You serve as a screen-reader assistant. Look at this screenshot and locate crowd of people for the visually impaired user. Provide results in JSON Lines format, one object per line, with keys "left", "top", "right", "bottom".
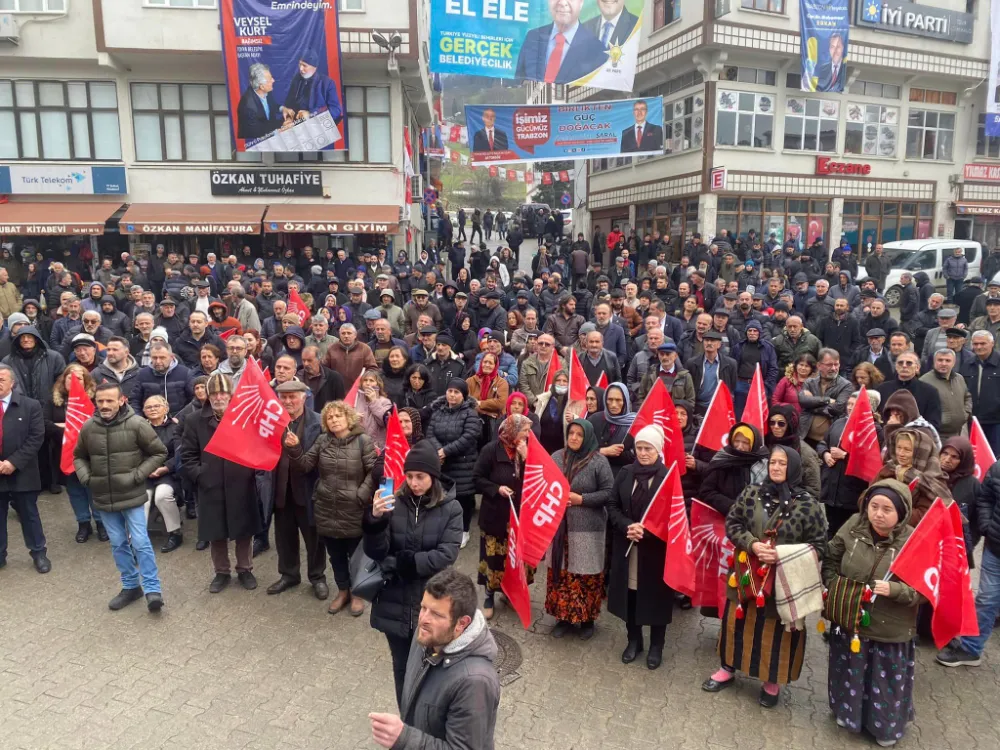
{"left": 1, "top": 225, "right": 999, "bottom": 748}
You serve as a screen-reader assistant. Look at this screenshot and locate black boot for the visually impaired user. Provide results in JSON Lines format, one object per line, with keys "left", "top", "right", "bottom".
{"left": 185, "top": 502, "right": 198, "bottom": 520}
{"left": 75, "top": 522, "right": 93, "bottom": 543}
{"left": 646, "top": 643, "right": 663, "bottom": 670}
{"left": 160, "top": 532, "right": 183, "bottom": 553}
{"left": 622, "top": 637, "right": 644, "bottom": 664}
{"left": 96, "top": 523, "right": 109, "bottom": 542}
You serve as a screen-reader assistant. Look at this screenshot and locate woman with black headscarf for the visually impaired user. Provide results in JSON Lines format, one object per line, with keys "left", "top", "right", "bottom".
{"left": 451, "top": 311, "right": 479, "bottom": 365}
{"left": 676, "top": 399, "right": 712, "bottom": 500}
{"left": 762, "top": 404, "right": 821, "bottom": 499}
{"left": 588, "top": 381, "right": 637, "bottom": 477}
{"left": 699, "top": 423, "right": 769, "bottom": 517}
{"left": 608, "top": 425, "right": 674, "bottom": 670}
{"left": 702, "top": 445, "right": 827, "bottom": 708}
{"left": 402, "top": 363, "right": 436, "bottom": 426}
{"left": 545, "top": 419, "right": 614, "bottom": 640}
{"left": 535, "top": 369, "right": 573, "bottom": 454}
{"left": 941, "top": 436, "right": 981, "bottom": 565}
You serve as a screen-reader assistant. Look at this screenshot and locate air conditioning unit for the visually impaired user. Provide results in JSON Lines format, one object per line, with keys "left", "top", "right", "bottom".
{"left": 0, "top": 14, "right": 20, "bottom": 45}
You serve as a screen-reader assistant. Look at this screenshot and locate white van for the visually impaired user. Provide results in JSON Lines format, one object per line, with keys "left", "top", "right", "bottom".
{"left": 855, "top": 239, "right": 981, "bottom": 307}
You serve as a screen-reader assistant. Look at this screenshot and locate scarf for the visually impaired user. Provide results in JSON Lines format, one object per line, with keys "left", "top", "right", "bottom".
{"left": 628, "top": 458, "right": 664, "bottom": 518}
{"left": 761, "top": 445, "right": 805, "bottom": 510}
{"left": 943, "top": 436, "right": 976, "bottom": 487}
{"left": 498, "top": 414, "right": 531, "bottom": 466}
{"left": 551, "top": 419, "right": 600, "bottom": 582}
{"left": 765, "top": 403, "right": 801, "bottom": 452}
{"left": 603, "top": 382, "right": 637, "bottom": 428}
{"left": 476, "top": 355, "right": 500, "bottom": 400}
{"left": 506, "top": 391, "right": 529, "bottom": 416}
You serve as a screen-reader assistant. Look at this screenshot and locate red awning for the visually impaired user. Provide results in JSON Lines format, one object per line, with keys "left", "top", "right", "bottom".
{"left": 263, "top": 204, "right": 399, "bottom": 234}
{"left": 0, "top": 201, "right": 122, "bottom": 235}
{"left": 119, "top": 204, "right": 266, "bottom": 234}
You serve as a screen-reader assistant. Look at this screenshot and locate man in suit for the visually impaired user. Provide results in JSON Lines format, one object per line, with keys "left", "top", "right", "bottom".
{"left": 817, "top": 33, "right": 846, "bottom": 92}
{"left": 620, "top": 99, "right": 663, "bottom": 153}
{"left": 0, "top": 363, "right": 49, "bottom": 574}
{"left": 237, "top": 63, "right": 286, "bottom": 140}
{"left": 515, "top": 0, "right": 608, "bottom": 84}
{"left": 585, "top": 0, "right": 639, "bottom": 48}
{"left": 471, "top": 108, "right": 509, "bottom": 152}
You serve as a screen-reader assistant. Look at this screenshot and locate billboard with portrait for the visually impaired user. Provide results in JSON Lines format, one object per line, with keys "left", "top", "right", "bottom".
{"left": 799, "top": 0, "right": 850, "bottom": 93}
{"left": 219, "top": 0, "right": 346, "bottom": 153}
{"left": 431, "top": 0, "right": 645, "bottom": 92}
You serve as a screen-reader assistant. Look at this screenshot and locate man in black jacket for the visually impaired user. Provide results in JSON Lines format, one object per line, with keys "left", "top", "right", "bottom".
{"left": 173, "top": 311, "right": 220, "bottom": 370}
{"left": 962, "top": 331, "right": 1000, "bottom": 455}
{"left": 818, "top": 298, "right": 862, "bottom": 374}
{"left": 877, "top": 350, "right": 942, "bottom": 431}
{"left": 0, "top": 364, "right": 49, "bottom": 574}
{"left": 298, "top": 345, "right": 345, "bottom": 413}
{"left": 898, "top": 272, "right": 920, "bottom": 334}
{"left": 425, "top": 335, "right": 465, "bottom": 397}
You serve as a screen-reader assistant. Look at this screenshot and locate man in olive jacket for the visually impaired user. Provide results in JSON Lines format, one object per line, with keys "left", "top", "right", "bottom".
{"left": 74, "top": 381, "right": 168, "bottom": 612}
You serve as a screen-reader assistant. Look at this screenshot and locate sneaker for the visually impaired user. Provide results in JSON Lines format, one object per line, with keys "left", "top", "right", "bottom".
{"left": 936, "top": 644, "right": 981, "bottom": 667}
{"left": 460, "top": 531, "right": 470, "bottom": 549}
{"left": 876, "top": 740, "right": 896, "bottom": 748}
{"left": 145, "top": 592, "right": 164, "bottom": 612}
{"left": 109, "top": 587, "right": 143, "bottom": 611}
{"left": 237, "top": 571, "right": 257, "bottom": 590}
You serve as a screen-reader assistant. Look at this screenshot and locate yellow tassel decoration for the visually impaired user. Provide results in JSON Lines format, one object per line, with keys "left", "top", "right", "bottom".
{"left": 728, "top": 573, "right": 738, "bottom": 588}
{"left": 738, "top": 550, "right": 748, "bottom": 564}
{"left": 817, "top": 620, "right": 826, "bottom": 634}
{"left": 850, "top": 634, "right": 861, "bottom": 653}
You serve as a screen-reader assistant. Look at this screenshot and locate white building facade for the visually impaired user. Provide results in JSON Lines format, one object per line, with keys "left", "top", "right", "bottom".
{"left": 0, "top": 0, "right": 433, "bottom": 256}
{"left": 544, "top": 0, "right": 1000, "bottom": 259}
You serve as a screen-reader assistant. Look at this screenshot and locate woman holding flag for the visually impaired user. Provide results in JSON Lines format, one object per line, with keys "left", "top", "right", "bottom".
{"left": 544, "top": 419, "right": 614, "bottom": 641}
{"left": 588, "top": 382, "right": 637, "bottom": 478}
{"left": 702, "top": 445, "right": 827, "bottom": 707}
{"left": 822, "top": 480, "right": 920, "bottom": 747}
{"left": 535, "top": 370, "right": 574, "bottom": 455}
{"left": 876, "top": 428, "right": 952, "bottom": 526}
{"left": 607, "top": 425, "right": 673, "bottom": 669}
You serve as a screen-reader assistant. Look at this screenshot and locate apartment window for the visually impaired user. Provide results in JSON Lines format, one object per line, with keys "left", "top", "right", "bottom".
{"left": 0, "top": 80, "right": 121, "bottom": 160}
{"left": 845, "top": 103, "right": 899, "bottom": 157}
{"left": 741, "top": 0, "right": 784, "bottom": 11}
{"left": 783, "top": 97, "right": 838, "bottom": 152}
{"left": 848, "top": 80, "right": 901, "bottom": 100}
{"left": 664, "top": 93, "right": 705, "bottom": 154}
{"left": 144, "top": 0, "right": 216, "bottom": 7}
{"left": 275, "top": 86, "right": 390, "bottom": 164}
{"left": 653, "top": 0, "right": 680, "bottom": 29}
{"left": 905, "top": 109, "right": 955, "bottom": 161}
{"left": 339, "top": 0, "right": 364, "bottom": 8}
{"left": 977, "top": 114, "right": 1000, "bottom": 158}
{"left": 723, "top": 66, "right": 777, "bottom": 86}
{"left": 716, "top": 90, "right": 774, "bottom": 148}
{"left": 909, "top": 87, "right": 957, "bottom": 105}
{"left": 0, "top": 0, "right": 65, "bottom": 11}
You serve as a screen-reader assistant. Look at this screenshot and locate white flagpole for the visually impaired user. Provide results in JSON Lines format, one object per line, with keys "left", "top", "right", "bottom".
{"left": 625, "top": 463, "right": 676, "bottom": 558}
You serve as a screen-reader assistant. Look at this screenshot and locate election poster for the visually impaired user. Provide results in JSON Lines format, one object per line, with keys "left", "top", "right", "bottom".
{"left": 465, "top": 97, "right": 664, "bottom": 165}
{"left": 430, "top": 0, "right": 643, "bottom": 92}
{"left": 988, "top": 0, "right": 1000, "bottom": 136}
{"left": 219, "top": 0, "right": 346, "bottom": 153}
{"left": 422, "top": 125, "right": 446, "bottom": 158}
{"left": 800, "top": 0, "right": 850, "bottom": 93}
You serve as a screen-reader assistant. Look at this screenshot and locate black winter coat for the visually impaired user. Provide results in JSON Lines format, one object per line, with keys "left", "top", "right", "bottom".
{"left": 148, "top": 420, "right": 181, "bottom": 494}
{"left": 3, "top": 327, "right": 66, "bottom": 404}
{"left": 587, "top": 413, "right": 635, "bottom": 477}
{"left": 607, "top": 463, "right": 674, "bottom": 626}
{"left": 181, "top": 403, "right": 263, "bottom": 542}
{"left": 129, "top": 361, "right": 194, "bottom": 417}
{"left": 0, "top": 392, "right": 44, "bottom": 493}
{"left": 473, "top": 440, "right": 523, "bottom": 538}
{"left": 362, "top": 479, "right": 463, "bottom": 638}
{"left": 816, "top": 416, "right": 885, "bottom": 511}
{"left": 425, "top": 397, "right": 481, "bottom": 497}
{"left": 425, "top": 356, "right": 466, "bottom": 398}
{"left": 978, "top": 461, "right": 1000, "bottom": 558}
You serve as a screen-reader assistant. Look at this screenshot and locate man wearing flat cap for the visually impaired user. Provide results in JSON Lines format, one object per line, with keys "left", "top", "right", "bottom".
{"left": 857, "top": 327, "right": 893, "bottom": 381}
{"left": 280, "top": 47, "right": 343, "bottom": 126}
{"left": 971, "top": 297, "right": 1000, "bottom": 342}
{"left": 920, "top": 308, "right": 960, "bottom": 365}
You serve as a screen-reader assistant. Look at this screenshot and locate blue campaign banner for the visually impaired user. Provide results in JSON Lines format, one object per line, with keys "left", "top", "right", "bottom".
{"left": 800, "top": 0, "right": 849, "bottom": 93}
{"left": 430, "top": 0, "right": 644, "bottom": 93}
{"left": 219, "top": 0, "right": 346, "bottom": 153}
{"left": 465, "top": 98, "right": 664, "bottom": 165}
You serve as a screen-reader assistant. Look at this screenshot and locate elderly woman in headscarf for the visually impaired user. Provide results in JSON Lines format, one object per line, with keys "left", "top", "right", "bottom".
{"left": 675, "top": 399, "right": 711, "bottom": 500}
{"left": 702, "top": 445, "right": 827, "bottom": 708}
{"left": 876, "top": 427, "right": 952, "bottom": 526}
{"left": 506, "top": 391, "right": 540, "bottom": 437}
{"left": 761, "top": 404, "right": 821, "bottom": 499}
{"left": 545, "top": 418, "right": 614, "bottom": 640}
{"left": 881, "top": 389, "right": 940, "bottom": 456}
{"left": 940, "top": 436, "right": 980, "bottom": 565}
{"left": 818, "top": 390, "right": 885, "bottom": 535}
{"left": 823, "top": 480, "right": 921, "bottom": 747}
{"left": 608, "top": 425, "right": 675, "bottom": 670}
{"left": 588, "top": 382, "right": 637, "bottom": 477}
{"left": 699, "top": 423, "right": 769, "bottom": 517}
{"left": 535, "top": 369, "right": 573, "bottom": 454}
{"left": 473, "top": 414, "right": 535, "bottom": 620}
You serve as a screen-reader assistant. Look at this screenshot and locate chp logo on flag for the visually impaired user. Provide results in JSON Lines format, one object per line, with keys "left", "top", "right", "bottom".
{"left": 518, "top": 431, "right": 571, "bottom": 568}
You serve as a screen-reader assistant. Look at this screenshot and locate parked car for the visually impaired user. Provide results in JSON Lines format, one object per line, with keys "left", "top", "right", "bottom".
{"left": 856, "top": 239, "right": 982, "bottom": 306}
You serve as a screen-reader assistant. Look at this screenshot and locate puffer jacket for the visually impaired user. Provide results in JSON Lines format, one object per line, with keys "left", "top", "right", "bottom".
{"left": 978, "top": 460, "right": 1000, "bottom": 558}
{"left": 129, "top": 358, "right": 194, "bottom": 416}
{"left": 424, "top": 396, "right": 481, "bottom": 497}
{"left": 362, "top": 477, "right": 463, "bottom": 638}
{"left": 822, "top": 480, "right": 922, "bottom": 643}
{"left": 73, "top": 404, "right": 168, "bottom": 512}
{"left": 2, "top": 326, "right": 66, "bottom": 404}
{"left": 289, "top": 424, "right": 376, "bottom": 538}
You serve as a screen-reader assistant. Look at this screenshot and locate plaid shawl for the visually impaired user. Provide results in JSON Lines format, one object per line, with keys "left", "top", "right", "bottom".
{"left": 774, "top": 543, "right": 823, "bottom": 631}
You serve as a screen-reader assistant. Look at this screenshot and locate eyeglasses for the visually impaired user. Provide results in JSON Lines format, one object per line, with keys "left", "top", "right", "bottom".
{"left": 769, "top": 419, "right": 787, "bottom": 427}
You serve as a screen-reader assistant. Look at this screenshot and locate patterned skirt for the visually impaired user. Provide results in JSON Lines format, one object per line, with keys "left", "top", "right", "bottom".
{"left": 478, "top": 533, "right": 534, "bottom": 592}
{"left": 718, "top": 599, "right": 807, "bottom": 684}
{"left": 544, "top": 534, "right": 604, "bottom": 624}
{"left": 828, "top": 630, "right": 916, "bottom": 744}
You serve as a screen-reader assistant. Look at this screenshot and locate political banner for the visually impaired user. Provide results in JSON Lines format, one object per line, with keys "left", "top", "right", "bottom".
{"left": 422, "top": 125, "right": 446, "bottom": 158}
{"left": 430, "top": 0, "right": 643, "bottom": 91}
{"left": 799, "top": 0, "right": 850, "bottom": 93}
{"left": 219, "top": 0, "right": 346, "bottom": 153}
{"left": 988, "top": 0, "right": 1000, "bottom": 136}
{"left": 465, "top": 98, "right": 664, "bottom": 165}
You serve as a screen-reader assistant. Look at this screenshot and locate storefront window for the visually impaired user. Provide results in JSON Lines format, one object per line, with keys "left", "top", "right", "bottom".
{"left": 664, "top": 93, "right": 705, "bottom": 154}
{"left": 636, "top": 196, "right": 699, "bottom": 259}
{"left": 783, "top": 97, "right": 838, "bottom": 152}
{"left": 842, "top": 201, "right": 934, "bottom": 249}
{"left": 905, "top": 110, "right": 955, "bottom": 161}
{"left": 845, "top": 103, "right": 899, "bottom": 157}
{"left": 716, "top": 90, "right": 774, "bottom": 149}
{"left": 716, "top": 196, "right": 829, "bottom": 252}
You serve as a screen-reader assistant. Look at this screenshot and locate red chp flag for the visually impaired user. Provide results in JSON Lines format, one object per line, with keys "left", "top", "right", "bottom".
{"left": 970, "top": 416, "right": 996, "bottom": 481}
{"left": 694, "top": 382, "right": 736, "bottom": 452}
{"left": 839, "top": 386, "right": 881, "bottom": 484}
{"left": 518, "top": 431, "right": 571, "bottom": 567}
{"left": 594, "top": 371, "right": 609, "bottom": 389}
{"left": 205, "top": 358, "right": 289, "bottom": 471}
{"left": 741, "top": 363, "right": 769, "bottom": 435}
{"left": 286, "top": 287, "right": 309, "bottom": 326}
{"left": 661, "top": 464, "right": 696, "bottom": 596}
{"left": 889, "top": 498, "right": 979, "bottom": 649}
{"left": 566, "top": 347, "right": 589, "bottom": 402}
{"left": 61, "top": 372, "right": 95, "bottom": 475}
{"left": 383, "top": 406, "right": 410, "bottom": 485}
{"left": 219, "top": 327, "right": 237, "bottom": 341}
{"left": 344, "top": 370, "right": 364, "bottom": 409}
{"left": 501, "top": 502, "right": 533, "bottom": 629}
{"left": 690, "top": 500, "right": 734, "bottom": 612}
{"left": 543, "top": 351, "right": 561, "bottom": 392}
{"left": 629, "top": 378, "right": 686, "bottom": 475}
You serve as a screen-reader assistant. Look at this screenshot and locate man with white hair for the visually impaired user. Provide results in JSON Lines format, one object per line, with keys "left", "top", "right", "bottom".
{"left": 962, "top": 330, "right": 1000, "bottom": 453}
{"left": 230, "top": 285, "right": 260, "bottom": 333}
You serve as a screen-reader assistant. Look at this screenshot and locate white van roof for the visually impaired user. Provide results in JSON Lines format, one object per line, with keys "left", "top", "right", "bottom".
{"left": 883, "top": 239, "right": 981, "bottom": 252}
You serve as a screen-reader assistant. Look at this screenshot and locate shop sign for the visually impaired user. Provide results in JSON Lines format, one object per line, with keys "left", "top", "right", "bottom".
{"left": 710, "top": 166, "right": 727, "bottom": 191}
{"left": 266, "top": 221, "right": 395, "bottom": 233}
{"left": 963, "top": 164, "right": 1000, "bottom": 183}
{"left": 816, "top": 157, "right": 871, "bottom": 176}
{"left": 0, "top": 223, "right": 106, "bottom": 235}
{"left": 0, "top": 165, "right": 127, "bottom": 195}
{"left": 855, "top": 0, "right": 974, "bottom": 44}
{"left": 955, "top": 204, "right": 1000, "bottom": 216}
{"left": 209, "top": 170, "right": 323, "bottom": 197}
{"left": 122, "top": 222, "right": 260, "bottom": 234}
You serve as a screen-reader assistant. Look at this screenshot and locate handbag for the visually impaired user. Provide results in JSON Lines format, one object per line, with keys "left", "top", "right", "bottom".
{"left": 349, "top": 543, "right": 387, "bottom": 602}
{"left": 820, "top": 547, "right": 887, "bottom": 651}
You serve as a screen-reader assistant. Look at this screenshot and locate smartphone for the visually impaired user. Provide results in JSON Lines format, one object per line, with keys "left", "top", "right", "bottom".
{"left": 379, "top": 478, "right": 395, "bottom": 511}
